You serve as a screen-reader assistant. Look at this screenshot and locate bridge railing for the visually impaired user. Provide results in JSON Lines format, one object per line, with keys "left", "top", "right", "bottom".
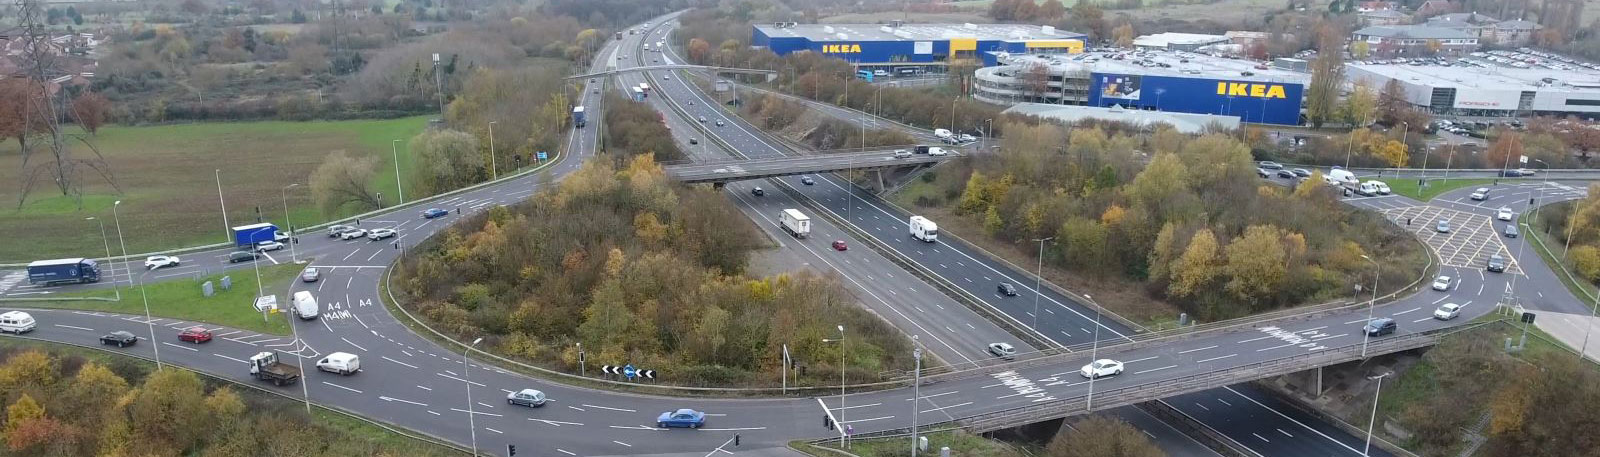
{"left": 656, "top": 145, "right": 925, "bottom": 167}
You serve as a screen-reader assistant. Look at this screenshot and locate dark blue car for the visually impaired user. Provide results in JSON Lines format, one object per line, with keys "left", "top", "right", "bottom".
{"left": 656, "top": 409, "right": 706, "bottom": 428}
{"left": 422, "top": 208, "right": 449, "bottom": 219}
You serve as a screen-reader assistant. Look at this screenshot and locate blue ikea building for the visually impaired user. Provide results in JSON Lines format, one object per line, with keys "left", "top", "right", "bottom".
{"left": 753, "top": 22, "right": 1086, "bottom": 67}
{"left": 1086, "top": 74, "right": 1305, "bottom": 125}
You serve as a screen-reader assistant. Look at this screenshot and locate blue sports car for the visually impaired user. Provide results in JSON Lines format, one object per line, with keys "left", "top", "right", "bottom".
{"left": 656, "top": 408, "right": 706, "bottom": 428}
{"left": 422, "top": 208, "right": 449, "bottom": 219}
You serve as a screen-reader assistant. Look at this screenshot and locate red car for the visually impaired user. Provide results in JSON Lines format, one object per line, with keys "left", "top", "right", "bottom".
{"left": 178, "top": 327, "right": 212, "bottom": 344}
{"left": 832, "top": 240, "right": 848, "bottom": 251}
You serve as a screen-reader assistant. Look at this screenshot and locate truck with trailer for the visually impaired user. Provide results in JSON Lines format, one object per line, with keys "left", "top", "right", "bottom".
{"left": 909, "top": 216, "right": 939, "bottom": 242}
{"left": 232, "top": 223, "right": 280, "bottom": 248}
{"left": 779, "top": 209, "right": 811, "bottom": 239}
{"left": 573, "top": 106, "right": 587, "bottom": 128}
{"left": 26, "top": 258, "right": 101, "bottom": 285}
{"left": 248, "top": 351, "right": 301, "bottom": 386}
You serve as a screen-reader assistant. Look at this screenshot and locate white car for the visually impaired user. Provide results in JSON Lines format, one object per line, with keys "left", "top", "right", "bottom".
{"left": 1497, "top": 207, "right": 1515, "bottom": 221}
{"left": 143, "top": 255, "right": 180, "bottom": 270}
{"left": 1431, "top": 275, "right": 1453, "bottom": 291}
{"left": 255, "top": 241, "right": 285, "bottom": 252}
{"left": 1366, "top": 180, "right": 1391, "bottom": 195}
{"left": 1080, "top": 359, "right": 1124, "bottom": 379}
{"left": 367, "top": 228, "right": 397, "bottom": 241}
{"left": 1470, "top": 188, "right": 1489, "bottom": 201}
{"left": 339, "top": 228, "right": 368, "bottom": 240}
{"left": 894, "top": 149, "right": 912, "bottom": 158}
{"left": 1434, "top": 303, "right": 1462, "bottom": 320}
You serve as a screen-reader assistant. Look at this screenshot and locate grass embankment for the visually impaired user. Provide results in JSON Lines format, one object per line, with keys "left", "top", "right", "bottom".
{"left": 0, "top": 116, "right": 428, "bottom": 260}
{"left": 793, "top": 430, "right": 1029, "bottom": 457}
{"left": 1385, "top": 177, "right": 1499, "bottom": 202}
{"left": 34, "top": 262, "right": 306, "bottom": 335}
{"left": 1524, "top": 200, "right": 1598, "bottom": 303}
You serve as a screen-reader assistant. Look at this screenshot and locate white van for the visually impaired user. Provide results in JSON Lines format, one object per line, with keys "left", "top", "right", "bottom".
{"left": 927, "top": 147, "right": 948, "bottom": 156}
{"left": 316, "top": 352, "right": 360, "bottom": 375}
{"left": 292, "top": 291, "right": 319, "bottom": 320}
{"left": 0, "top": 311, "right": 36, "bottom": 334}
{"left": 1326, "top": 168, "right": 1358, "bottom": 185}
{"left": 933, "top": 128, "right": 953, "bottom": 139}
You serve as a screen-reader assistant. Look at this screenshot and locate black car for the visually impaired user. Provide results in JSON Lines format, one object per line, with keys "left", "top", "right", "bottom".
{"left": 752, "top": 187, "right": 764, "bottom": 196}
{"left": 228, "top": 251, "right": 259, "bottom": 263}
{"left": 689, "top": 138, "right": 698, "bottom": 145}
{"left": 1276, "top": 169, "right": 1296, "bottom": 179}
{"left": 1487, "top": 254, "right": 1507, "bottom": 273}
{"left": 1291, "top": 168, "right": 1312, "bottom": 178}
{"left": 800, "top": 176, "right": 815, "bottom": 185}
{"left": 997, "top": 283, "right": 1018, "bottom": 296}
{"left": 1504, "top": 224, "right": 1520, "bottom": 238}
{"left": 100, "top": 331, "right": 138, "bottom": 347}
{"left": 1363, "top": 318, "right": 1397, "bottom": 337}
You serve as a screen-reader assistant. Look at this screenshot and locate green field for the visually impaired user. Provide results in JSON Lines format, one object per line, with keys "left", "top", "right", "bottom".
{"left": 1385, "top": 177, "right": 1499, "bottom": 202}
{"left": 31, "top": 262, "right": 307, "bottom": 335}
{"left": 0, "top": 117, "right": 429, "bottom": 261}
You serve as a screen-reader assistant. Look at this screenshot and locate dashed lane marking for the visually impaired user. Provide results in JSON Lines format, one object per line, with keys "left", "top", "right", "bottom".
{"left": 582, "top": 404, "right": 637, "bottom": 412}
{"left": 322, "top": 382, "right": 362, "bottom": 393}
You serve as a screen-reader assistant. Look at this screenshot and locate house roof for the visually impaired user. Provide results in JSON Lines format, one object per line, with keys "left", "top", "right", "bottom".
{"left": 1354, "top": 25, "right": 1475, "bottom": 40}
{"left": 1360, "top": 10, "right": 1410, "bottom": 19}
{"left": 1495, "top": 20, "right": 1543, "bottom": 30}
{"left": 1429, "top": 12, "right": 1500, "bottom": 25}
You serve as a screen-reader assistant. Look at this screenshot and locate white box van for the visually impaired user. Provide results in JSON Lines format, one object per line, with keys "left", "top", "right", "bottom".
{"left": 927, "top": 147, "right": 948, "bottom": 156}
{"left": 0, "top": 311, "right": 36, "bottom": 334}
{"left": 292, "top": 291, "right": 319, "bottom": 320}
{"left": 909, "top": 216, "right": 939, "bottom": 242}
{"left": 1326, "top": 168, "right": 1358, "bottom": 185}
{"left": 316, "top": 352, "right": 360, "bottom": 375}
{"left": 933, "top": 128, "right": 953, "bottom": 139}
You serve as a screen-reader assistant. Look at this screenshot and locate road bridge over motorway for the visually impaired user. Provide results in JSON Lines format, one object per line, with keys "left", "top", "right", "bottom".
{"left": 662, "top": 148, "right": 958, "bottom": 185}
{"left": 569, "top": 64, "right": 777, "bottom": 81}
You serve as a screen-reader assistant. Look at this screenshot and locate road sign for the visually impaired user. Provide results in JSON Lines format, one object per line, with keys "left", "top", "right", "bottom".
{"left": 537, "top": 151, "right": 548, "bottom": 160}
{"left": 602, "top": 365, "right": 618, "bottom": 375}
{"left": 641, "top": 369, "right": 656, "bottom": 379}
{"left": 623, "top": 364, "right": 637, "bottom": 379}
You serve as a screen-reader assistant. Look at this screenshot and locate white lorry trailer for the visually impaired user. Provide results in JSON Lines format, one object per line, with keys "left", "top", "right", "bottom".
{"left": 779, "top": 209, "right": 811, "bottom": 239}
{"left": 909, "top": 216, "right": 938, "bottom": 242}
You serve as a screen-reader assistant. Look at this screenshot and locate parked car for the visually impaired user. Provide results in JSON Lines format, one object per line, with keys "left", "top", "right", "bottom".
{"left": 1363, "top": 318, "right": 1397, "bottom": 336}
{"left": 300, "top": 267, "right": 321, "bottom": 282}
{"left": 831, "top": 240, "right": 848, "bottom": 251}
{"left": 1291, "top": 168, "right": 1311, "bottom": 178}
{"left": 1434, "top": 303, "right": 1463, "bottom": 320}
{"left": 256, "top": 241, "right": 285, "bottom": 252}
{"left": 144, "top": 255, "right": 180, "bottom": 270}
{"left": 752, "top": 187, "right": 764, "bottom": 196}
{"left": 328, "top": 225, "right": 356, "bottom": 237}
{"left": 100, "top": 330, "right": 138, "bottom": 347}
{"left": 988, "top": 342, "right": 1017, "bottom": 360}
{"left": 1258, "top": 161, "right": 1284, "bottom": 170}
{"left": 1432, "top": 275, "right": 1453, "bottom": 291}
{"left": 1369, "top": 181, "right": 1391, "bottom": 194}
{"left": 1487, "top": 254, "right": 1507, "bottom": 273}
{"left": 1257, "top": 168, "right": 1271, "bottom": 178}
{"left": 1497, "top": 207, "right": 1515, "bottom": 221}
{"left": 1277, "top": 169, "right": 1297, "bottom": 179}
{"left": 997, "top": 283, "right": 1018, "bottom": 296}
{"left": 228, "top": 251, "right": 260, "bottom": 263}
{"left": 422, "top": 208, "right": 450, "bottom": 219}
{"left": 339, "top": 228, "right": 368, "bottom": 240}
{"left": 1470, "top": 188, "right": 1489, "bottom": 201}
{"left": 1435, "top": 220, "right": 1451, "bottom": 233}
{"left": 1079, "top": 359, "right": 1125, "bottom": 378}
{"left": 178, "top": 327, "right": 212, "bottom": 343}
{"left": 367, "top": 228, "right": 397, "bottom": 241}
{"left": 507, "top": 389, "right": 548, "bottom": 407}
{"left": 657, "top": 409, "right": 707, "bottom": 428}
{"left": 800, "top": 176, "right": 815, "bottom": 185}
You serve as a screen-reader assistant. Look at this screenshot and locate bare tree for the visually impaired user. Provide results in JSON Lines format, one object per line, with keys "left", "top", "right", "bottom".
{"left": 7, "top": 0, "right": 119, "bottom": 209}
{"left": 310, "top": 150, "right": 382, "bottom": 214}
{"left": 1022, "top": 62, "right": 1053, "bottom": 103}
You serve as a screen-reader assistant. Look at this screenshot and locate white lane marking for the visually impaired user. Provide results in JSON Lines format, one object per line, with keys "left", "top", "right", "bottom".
{"left": 613, "top": 441, "right": 632, "bottom": 447}
{"left": 53, "top": 324, "right": 93, "bottom": 331}
{"left": 448, "top": 408, "right": 503, "bottom": 417}
{"left": 435, "top": 372, "right": 486, "bottom": 387}
{"left": 161, "top": 342, "right": 199, "bottom": 352}
{"left": 1253, "top": 432, "right": 1269, "bottom": 443}
{"left": 1134, "top": 365, "right": 1177, "bottom": 374}
{"left": 568, "top": 405, "right": 587, "bottom": 412}
{"left": 557, "top": 450, "right": 576, "bottom": 456}
{"left": 1237, "top": 335, "right": 1274, "bottom": 343}
{"left": 1125, "top": 356, "right": 1158, "bottom": 364}
{"left": 1178, "top": 345, "right": 1217, "bottom": 354}
{"left": 1224, "top": 386, "right": 1366, "bottom": 455}
{"left": 582, "top": 404, "right": 637, "bottom": 412}
{"left": 920, "top": 401, "right": 973, "bottom": 414}
{"left": 322, "top": 381, "right": 363, "bottom": 393}
{"left": 340, "top": 337, "right": 368, "bottom": 352}
{"left": 839, "top": 415, "right": 894, "bottom": 424}
{"left": 703, "top": 427, "right": 769, "bottom": 431}
{"left": 379, "top": 396, "right": 428, "bottom": 407}
{"left": 1393, "top": 306, "right": 1422, "bottom": 315}
{"left": 478, "top": 402, "right": 495, "bottom": 409}
{"left": 417, "top": 385, "right": 433, "bottom": 391}
{"left": 428, "top": 411, "right": 441, "bottom": 416}
{"left": 1277, "top": 428, "right": 1293, "bottom": 437}
{"left": 1195, "top": 354, "right": 1238, "bottom": 364}
{"left": 907, "top": 391, "right": 959, "bottom": 401}
{"left": 531, "top": 418, "right": 585, "bottom": 426}
{"left": 828, "top": 402, "right": 882, "bottom": 411}
{"left": 383, "top": 356, "right": 419, "bottom": 369}
{"left": 485, "top": 427, "right": 503, "bottom": 434}
{"left": 213, "top": 353, "right": 247, "bottom": 363}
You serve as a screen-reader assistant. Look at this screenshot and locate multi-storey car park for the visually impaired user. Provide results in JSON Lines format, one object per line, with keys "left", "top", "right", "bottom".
{"left": 752, "top": 21, "right": 1086, "bottom": 75}
{"left": 1348, "top": 47, "right": 1600, "bottom": 118}
{"left": 973, "top": 50, "right": 1311, "bottom": 125}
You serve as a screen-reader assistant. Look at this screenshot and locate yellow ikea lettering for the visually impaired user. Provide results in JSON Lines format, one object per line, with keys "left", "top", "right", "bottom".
{"left": 1215, "top": 81, "right": 1287, "bottom": 99}
{"left": 822, "top": 44, "right": 861, "bottom": 53}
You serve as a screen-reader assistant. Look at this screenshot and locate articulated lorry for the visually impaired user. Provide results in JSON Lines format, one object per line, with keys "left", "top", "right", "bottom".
{"left": 232, "top": 223, "right": 280, "bottom": 248}
{"left": 779, "top": 209, "right": 811, "bottom": 239}
{"left": 26, "top": 258, "right": 101, "bottom": 285}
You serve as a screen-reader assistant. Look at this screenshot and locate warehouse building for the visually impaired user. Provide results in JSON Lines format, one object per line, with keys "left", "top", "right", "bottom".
{"left": 751, "top": 21, "right": 1086, "bottom": 72}
{"left": 1347, "top": 49, "right": 1600, "bottom": 117}
{"left": 973, "top": 50, "right": 1309, "bottom": 125}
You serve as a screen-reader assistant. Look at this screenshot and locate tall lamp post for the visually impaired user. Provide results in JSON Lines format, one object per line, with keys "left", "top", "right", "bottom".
{"left": 281, "top": 184, "right": 300, "bottom": 263}
{"left": 488, "top": 121, "right": 498, "bottom": 180}
{"left": 822, "top": 325, "right": 846, "bottom": 447}
{"left": 1085, "top": 293, "right": 1104, "bottom": 410}
{"left": 85, "top": 217, "right": 118, "bottom": 301}
{"left": 910, "top": 337, "right": 922, "bottom": 457}
{"left": 111, "top": 201, "right": 158, "bottom": 369}
{"left": 391, "top": 139, "right": 405, "bottom": 205}
{"left": 215, "top": 169, "right": 230, "bottom": 241}
{"left": 465, "top": 337, "right": 484, "bottom": 456}
{"left": 1364, "top": 372, "right": 1393, "bottom": 457}
{"left": 1360, "top": 255, "right": 1380, "bottom": 357}
{"left": 1031, "top": 237, "right": 1054, "bottom": 332}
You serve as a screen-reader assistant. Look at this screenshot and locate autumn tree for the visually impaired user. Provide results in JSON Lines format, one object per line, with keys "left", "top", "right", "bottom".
{"left": 1022, "top": 62, "right": 1053, "bottom": 102}
{"left": 687, "top": 38, "right": 712, "bottom": 64}
{"left": 1039, "top": 0, "right": 1067, "bottom": 20}
{"left": 410, "top": 129, "right": 485, "bottom": 197}
{"left": 69, "top": 91, "right": 110, "bottom": 134}
{"left": 1046, "top": 416, "right": 1165, "bottom": 457}
{"left": 1169, "top": 229, "right": 1221, "bottom": 298}
{"left": 1223, "top": 225, "right": 1290, "bottom": 308}
{"left": 1305, "top": 21, "right": 1346, "bottom": 128}
{"left": 130, "top": 369, "right": 209, "bottom": 451}
{"left": 1113, "top": 23, "right": 1136, "bottom": 48}
{"left": 310, "top": 150, "right": 382, "bottom": 214}
{"left": 1341, "top": 80, "right": 1377, "bottom": 127}
{"left": 1487, "top": 130, "right": 1526, "bottom": 171}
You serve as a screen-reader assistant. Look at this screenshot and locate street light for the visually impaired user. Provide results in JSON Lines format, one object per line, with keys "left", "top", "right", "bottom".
{"left": 1031, "top": 237, "right": 1055, "bottom": 332}
{"left": 1085, "top": 293, "right": 1104, "bottom": 411}
{"left": 281, "top": 184, "right": 300, "bottom": 264}
{"left": 111, "top": 201, "right": 159, "bottom": 370}
{"left": 1399, "top": 121, "right": 1412, "bottom": 177}
{"left": 215, "top": 169, "right": 230, "bottom": 241}
{"left": 1359, "top": 255, "right": 1380, "bottom": 358}
{"left": 488, "top": 121, "right": 498, "bottom": 180}
{"left": 982, "top": 118, "right": 993, "bottom": 152}
{"left": 84, "top": 217, "right": 118, "bottom": 301}
{"left": 910, "top": 336, "right": 922, "bottom": 457}
{"left": 1363, "top": 372, "right": 1393, "bottom": 457}
{"left": 391, "top": 139, "right": 405, "bottom": 205}
{"left": 465, "top": 337, "right": 484, "bottom": 456}
{"left": 822, "top": 325, "right": 846, "bottom": 447}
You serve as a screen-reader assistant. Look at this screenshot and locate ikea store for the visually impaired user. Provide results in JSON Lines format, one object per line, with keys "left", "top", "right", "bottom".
{"left": 752, "top": 22, "right": 1087, "bottom": 73}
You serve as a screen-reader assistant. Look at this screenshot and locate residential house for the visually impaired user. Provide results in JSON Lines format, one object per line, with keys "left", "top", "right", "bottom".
{"left": 1359, "top": 9, "right": 1411, "bottom": 26}
{"left": 1351, "top": 25, "right": 1479, "bottom": 57}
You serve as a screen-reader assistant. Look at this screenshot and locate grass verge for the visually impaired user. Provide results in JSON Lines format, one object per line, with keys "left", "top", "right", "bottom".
{"left": 1523, "top": 200, "right": 1598, "bottom": 303}
{"left": 1385, "top": 177, "right": 1499, "bottom": 202}
{"left": 31, "top": 262, "right": 305, "bottom": 335}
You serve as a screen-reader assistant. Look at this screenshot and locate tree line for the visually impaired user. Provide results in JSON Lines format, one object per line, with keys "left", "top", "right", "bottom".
{"left": 393, "top": 154, "right": 913, "bottom": 386}
{"left": 0, "top": 346, "right": 452, "bottom": 457}
{"left": 922, "top": 121, "right": 1424, "bottom": 320}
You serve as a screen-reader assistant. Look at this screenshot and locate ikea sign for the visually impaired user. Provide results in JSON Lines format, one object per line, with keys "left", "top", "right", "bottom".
{"left": 821, "top": 44, "right": 862, "bottom": 53}
{"left": 1215, "top": 81, "right": 1288, "bottom": 99}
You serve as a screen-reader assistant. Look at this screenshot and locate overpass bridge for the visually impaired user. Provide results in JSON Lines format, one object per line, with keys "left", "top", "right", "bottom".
{"left": 663, "top": 148, "right": 959, "bottom": 185}
{"left": 570, "top": 64, "right": 778, "bottom": 81}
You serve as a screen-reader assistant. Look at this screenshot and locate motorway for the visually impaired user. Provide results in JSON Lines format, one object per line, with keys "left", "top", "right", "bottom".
{"left": 663, "top": 147, "right": 956, "bottom": 183}
{"left": 0, "top": 13, "right": 1590, "bottom": 457}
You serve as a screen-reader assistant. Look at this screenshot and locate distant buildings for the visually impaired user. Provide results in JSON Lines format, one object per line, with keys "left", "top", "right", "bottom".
{"left": 1425, "top": 12, "right": 1544, "bottom": 46}
{"left": 0, "top": 32, "right": 104, "bottom": 92}
{"left": 1351, "top": 25, "right": 1479, "bottom": 57}
{"left": 1358, "top": 9, "right": 1411, "bottom": 26}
